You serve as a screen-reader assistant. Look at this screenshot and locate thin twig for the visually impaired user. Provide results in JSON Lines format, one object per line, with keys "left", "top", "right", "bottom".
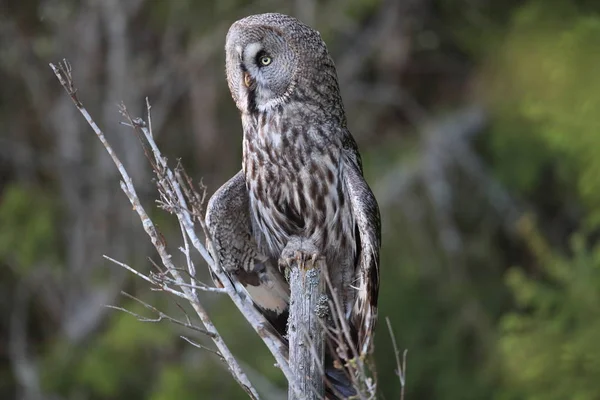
{"left": 180, "top": 336, "right": 224, "bottom": 359}
{"left": 155, "top": 277, "right": 226, "bottom": 293}
{"left": 386, "top": 317, "right": 407, "bottom": 399}
{"left": 178, "top": 218, "right": 197, "bottom": 299}
{"left": 401, "top": 349, "right": 408, "bottom": 400}
{"left": 106, "top": 291, "right": 216, "bottom": 338}
{"left": 103, "top": 256, "right": 188, "bottom": 300}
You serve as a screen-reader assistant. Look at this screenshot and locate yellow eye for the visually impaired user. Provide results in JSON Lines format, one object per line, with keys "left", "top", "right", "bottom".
{"left": 259, "top": 56, "right": 272, "bottom": 66}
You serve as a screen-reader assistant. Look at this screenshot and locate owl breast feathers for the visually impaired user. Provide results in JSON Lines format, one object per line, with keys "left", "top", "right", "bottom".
{"left": 206, "top": 13, "right": 381, "bottom": 398}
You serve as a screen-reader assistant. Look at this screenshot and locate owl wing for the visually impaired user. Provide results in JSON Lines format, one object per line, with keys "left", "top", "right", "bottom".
{"left": 205, "top": 170, "right": 290, "bottom": 336}
{"left": 343, "top": 155, "right": 382, "bottom": 355}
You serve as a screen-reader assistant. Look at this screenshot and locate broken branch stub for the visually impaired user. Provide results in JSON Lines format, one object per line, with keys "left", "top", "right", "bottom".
{"left": 283, "top": 237, "right": 327, "bottom": 400}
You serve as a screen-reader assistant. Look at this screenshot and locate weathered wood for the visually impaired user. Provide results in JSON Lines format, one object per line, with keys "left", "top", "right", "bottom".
{"left": 284, "top": 237, "right": 327, "bottom": 400}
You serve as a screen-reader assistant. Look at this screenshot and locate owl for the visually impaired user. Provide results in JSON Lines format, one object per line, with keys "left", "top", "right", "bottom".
{"left": 206, "top": 13, "right": 381, "bottom": 398}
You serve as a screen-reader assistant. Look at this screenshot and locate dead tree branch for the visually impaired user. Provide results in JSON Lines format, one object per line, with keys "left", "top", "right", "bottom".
{"left": 50, "top": 59, "right": 304, "bottom": 399}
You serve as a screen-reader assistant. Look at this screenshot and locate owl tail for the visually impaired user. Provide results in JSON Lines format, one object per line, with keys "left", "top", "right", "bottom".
{"left": 324, "top": 355, "right": 356, "bottom": 399}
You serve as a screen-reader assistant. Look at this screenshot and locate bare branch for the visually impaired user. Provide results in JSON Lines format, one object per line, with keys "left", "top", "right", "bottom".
{"left": 106, "top": 291, "right": 216, "bottom": 338}
{"left": 180, "top": 336, "right": 224, "bottom": 359}
{"left": 178, "top": 218, "right": 197, "bottom": 299}
{"left": 154, "top": 276, "right": 227, "bottom": 294}
{"left": 103, "top": 256, "right": 155, "bottom": 285}
{"left": 50, "top": 60, "right": 260, "bottom": 400}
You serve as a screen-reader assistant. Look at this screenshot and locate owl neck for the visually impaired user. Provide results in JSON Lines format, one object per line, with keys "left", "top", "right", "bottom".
{"left": 241, "top": 104, "right": 345, "bottom": 155}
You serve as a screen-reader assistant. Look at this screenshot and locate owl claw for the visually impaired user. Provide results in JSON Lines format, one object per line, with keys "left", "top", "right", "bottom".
{"left": 307, "top": 252, "right": 319, "bottom": 269}
{"left": 279, "top": 238, "right": 321, "bottom": 274}
{"left": 279, "top": 250, "right": 318, "bottom": 271}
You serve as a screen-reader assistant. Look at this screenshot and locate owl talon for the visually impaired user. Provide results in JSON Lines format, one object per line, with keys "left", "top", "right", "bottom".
{"left": 309, "top": 253, "right": 319, "bottom": 269}
{"left": 278, "top": 256, "right": 293, "bottom": 272}
{"left": 280, "top": 237, "right": 322, "bottom": 274}
{"left": 280, "top": 251, "right": 320, "bottom": 272}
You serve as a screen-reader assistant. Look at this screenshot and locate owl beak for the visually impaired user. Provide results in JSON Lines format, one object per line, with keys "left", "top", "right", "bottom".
{"left": 243, "top": 72, "right": 254, "bottom": 88}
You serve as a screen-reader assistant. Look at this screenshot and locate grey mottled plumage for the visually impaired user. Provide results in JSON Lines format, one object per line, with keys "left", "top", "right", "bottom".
{"left": 206, "top": 13, "right": 381, "bottom": 397}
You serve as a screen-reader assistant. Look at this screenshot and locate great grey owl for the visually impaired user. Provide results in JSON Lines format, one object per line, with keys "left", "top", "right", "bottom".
{"left": 205, "top": 13, "right": 381, "bottom": 398}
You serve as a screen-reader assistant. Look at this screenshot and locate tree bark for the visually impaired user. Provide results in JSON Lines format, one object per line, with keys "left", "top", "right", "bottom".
{"left": 285, "top": 237, "right": 327, "bottom": 400}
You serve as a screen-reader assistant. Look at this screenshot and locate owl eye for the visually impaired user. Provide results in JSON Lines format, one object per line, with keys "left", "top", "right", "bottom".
{"left": 259, "top": 55, "right": 272, "bottom": 66}
{"left": 256, "top": 51, "right": 272, "bottom": 67}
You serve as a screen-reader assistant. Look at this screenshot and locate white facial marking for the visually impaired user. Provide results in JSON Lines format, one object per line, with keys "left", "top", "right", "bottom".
{"left": 243, "top": 42, "right": 263, "bottom": 65}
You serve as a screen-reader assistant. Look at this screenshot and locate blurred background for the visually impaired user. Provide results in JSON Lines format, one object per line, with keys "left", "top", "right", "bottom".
{"left": 1, "top": 0, "right": 600, "bottom": 399}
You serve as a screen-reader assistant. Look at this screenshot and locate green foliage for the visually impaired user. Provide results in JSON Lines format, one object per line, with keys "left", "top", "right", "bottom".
{"left": 343, "top": 0, "right": 382, "bottom": 20}
{"left": 498, "top": 217, "right": 600, "bottom": 400}
{"left": 485, "top": 115, "right": 556, "bottom": 197}
{"left": 486, "top": 1, "right": 600, "bottom": 226}
{"left": 37, "top": 296, "right": 259, "bottom": 400}
{"left": 41, "top": 301, "right": 174, "bottom": 398}
{"left": 482, "top": 3, "right": 600, "bottom": 399}
{"left": 375, "top": 197, "right": 509, "bottom": 400}
{"left": 0, "top": 184, "right": 59, "bottom": 270}
{"left": 210, "top": 298, "right": 287, "bottom": 387}
{"left": 150, "top": 365, "right": 196, "bottom": 400}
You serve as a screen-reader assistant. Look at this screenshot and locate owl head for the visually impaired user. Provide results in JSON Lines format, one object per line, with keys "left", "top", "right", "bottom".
{"left": 225, "top": 13, "right": 341, "bottom": 115}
